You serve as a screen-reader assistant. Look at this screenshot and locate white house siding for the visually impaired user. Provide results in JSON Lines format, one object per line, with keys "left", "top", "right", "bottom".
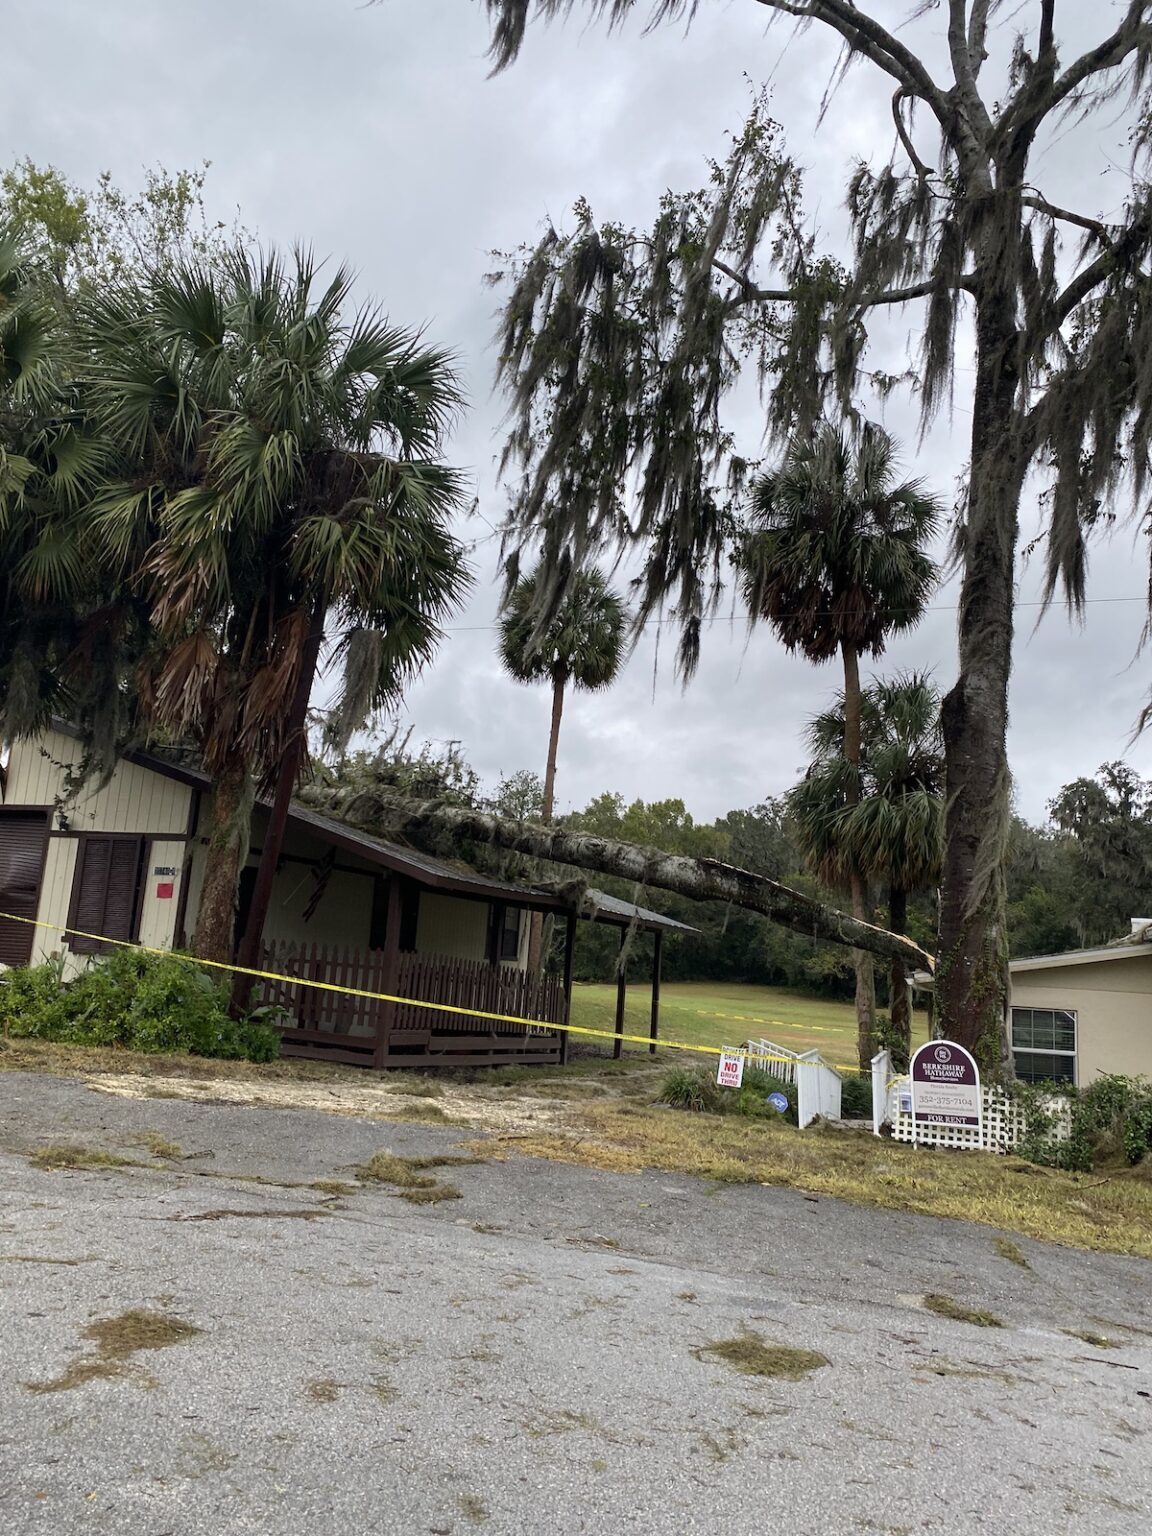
{"left": 1011, "top": 957, "right": 1152, "bottom": 1085}
{"left": 2, "top": 733, "right": 193, "bottom": 976}
{"left": 29, "top": 839, "right": 78, "bottom": 966}
{"left": 138, "top": 841, "right": 188, "bottom": 953}
{"left": 5, "top": 730, "right": 191, "bottom": 836}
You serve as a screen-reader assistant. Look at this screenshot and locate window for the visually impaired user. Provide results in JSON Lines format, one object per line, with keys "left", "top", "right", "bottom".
{"left": 498, "top": 905, "right": 522, "bottom": 962}
{"left": 68, "top": 837, "right": 145, "bottom": 954}
{"left": 1011, "top": 1007, "right": 1076, "bottom": 1085}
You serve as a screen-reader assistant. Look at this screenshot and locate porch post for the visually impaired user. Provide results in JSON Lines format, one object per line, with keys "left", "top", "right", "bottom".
{"left": 649, "top": 929, "right": 662, "bottom": 1056}
{"left": 614, "top": 927, "right": 627, "bottom": 1061}
{"left": 560, "top": 911, "right": 577, "bottom": 1067}
{"left": 374, "top": 877, "right": 403, "bottom": 1071}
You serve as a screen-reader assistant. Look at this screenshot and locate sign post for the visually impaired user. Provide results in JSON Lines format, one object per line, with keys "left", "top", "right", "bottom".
{"left": 909, "top": 1040, "right": 982, "bottom": 1145}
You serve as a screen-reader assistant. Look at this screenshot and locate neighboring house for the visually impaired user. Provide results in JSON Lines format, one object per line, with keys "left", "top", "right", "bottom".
{"left": 0, "top": 725, "right": 693, "bottom": 1069}
{"left": 913, "top": 920, "right": 1152, "bottom": 1086}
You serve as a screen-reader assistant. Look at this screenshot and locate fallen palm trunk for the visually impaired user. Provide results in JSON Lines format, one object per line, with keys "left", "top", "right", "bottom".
{"left": 296, "top": 784, "right": 933, "bottom": 973}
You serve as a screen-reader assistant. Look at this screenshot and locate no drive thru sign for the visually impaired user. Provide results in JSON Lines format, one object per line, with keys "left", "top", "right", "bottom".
{"left": 909, "top": 1040, "right": 982, "bottom": 1132}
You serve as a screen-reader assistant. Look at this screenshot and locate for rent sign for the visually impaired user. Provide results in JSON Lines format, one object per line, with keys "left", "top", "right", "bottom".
{"left": 909, "top": 1040, "right": 982, "bottom": 1132}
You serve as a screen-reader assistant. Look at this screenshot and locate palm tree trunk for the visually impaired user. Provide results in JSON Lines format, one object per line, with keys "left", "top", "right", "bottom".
{"left": 192, "top": 754, "right": 253, "bottom": 965}
{"left": 887, "top": 884, "right": 910, "bottom": 1066}
{"left": 231, "top": 600, "right": 326, "bottom": 1012}
{"left": 527, "top": 673, "right": 566, "bottom": 974}
{"left": 841, "top": 639, "right": 875, "bottom": 1071}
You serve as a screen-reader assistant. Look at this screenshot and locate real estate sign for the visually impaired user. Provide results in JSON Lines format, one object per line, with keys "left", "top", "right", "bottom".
{"left": 909, "top": 1040, "right": 982, "bottom": 1131}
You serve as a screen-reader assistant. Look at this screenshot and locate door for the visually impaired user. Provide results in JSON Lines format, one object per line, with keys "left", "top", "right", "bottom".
{"left": 0, "top": 810, "right": 49, "bottom": 967}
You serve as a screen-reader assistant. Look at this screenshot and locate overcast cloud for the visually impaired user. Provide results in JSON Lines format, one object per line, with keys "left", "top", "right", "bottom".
{"left": 4, "top": 0, "right": 1151, "bottom": 825}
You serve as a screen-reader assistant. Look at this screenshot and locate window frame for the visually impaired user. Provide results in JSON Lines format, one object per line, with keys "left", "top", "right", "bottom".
{"left": 1010, "top": 1005, "right": 1077, "bottom": 1086}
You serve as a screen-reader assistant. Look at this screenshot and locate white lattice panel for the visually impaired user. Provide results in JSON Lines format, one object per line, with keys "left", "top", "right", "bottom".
{"left": 887, "top": 1079, "right": 1070, "bottom": 1153}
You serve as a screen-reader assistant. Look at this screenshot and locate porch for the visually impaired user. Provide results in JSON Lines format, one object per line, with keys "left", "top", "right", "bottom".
{"left": 255, "top": 940, "right": 569, "bottom": 1068}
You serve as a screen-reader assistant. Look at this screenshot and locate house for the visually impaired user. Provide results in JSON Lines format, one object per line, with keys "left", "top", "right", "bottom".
{"left": 0, "top": 725, "right": 693, "bottom": 1069}
{"left": 913, "top": 920, "right": 1152, "bottom": 1087}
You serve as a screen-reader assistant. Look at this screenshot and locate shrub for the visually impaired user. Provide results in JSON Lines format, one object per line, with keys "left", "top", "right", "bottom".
{"left": 1, "top": 950, "right": 280, "bottom": 1063}
{"left": 1013, "top": 1074, "right": 1152, "bottom": 1173}
{"left": 839, "top": 1074, "right": 872, "bottom": 1119}
{"left": 657, "top": 1064, "right": 797, "bottom": 1124}
{"left": 658, "top": 1066, "right": 724, "bottom": 1114}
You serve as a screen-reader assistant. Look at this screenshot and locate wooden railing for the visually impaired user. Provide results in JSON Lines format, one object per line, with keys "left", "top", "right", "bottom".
{"left": 254, "top": 941, "right": 566, "bottom": 1066}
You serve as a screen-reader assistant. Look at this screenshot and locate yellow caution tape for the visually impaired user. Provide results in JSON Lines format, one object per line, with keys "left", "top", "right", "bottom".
{"left": 0, "top": 909, "right": 863, "bottom": 1072}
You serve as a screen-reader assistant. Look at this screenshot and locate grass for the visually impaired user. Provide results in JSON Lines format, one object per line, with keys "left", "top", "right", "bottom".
{"left": 497, "top": 1103, "right": 1152, "bottom": 1259}
{"left": 355, "top": 1149, "right": 482, "bottom": 1205}
{"left": 568, "top": 981, "right": 928, "bottom": 1067}
{"left": 25, "top": 1307, "right": 199, "bottom": 1395}
{"left": 398, "top": 1183, "right": 462, "bottom": 1204}
{"left": 129, "top": 1131, "right": 183, "bottom": 1160}
{"left": 994, "top": 1236, "right": 1031, "bottom": 1269}
{"left": 29, "top": 1143, "right": 136, "bottom": 1172}
{"left": 306, "top": 1377, "right": 340, "bottom": 1403}
{"left": 1063, "top": 1328, "right": 1118, "bottom": 1349}
{"left": 923, "top": 1294, "right": 1004, "bottom": 1328}
{"left": 694, "top": 1329, "right": 828, "bottom": 1380}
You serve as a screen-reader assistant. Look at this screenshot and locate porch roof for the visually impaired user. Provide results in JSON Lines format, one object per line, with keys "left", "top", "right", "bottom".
{"left": 89, "top": 729, "right": 695, "bottom": 937}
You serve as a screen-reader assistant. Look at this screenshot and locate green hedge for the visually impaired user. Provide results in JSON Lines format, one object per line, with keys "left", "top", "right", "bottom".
{"left": 0, "top": 950, "right": 280, "bottom": 1062}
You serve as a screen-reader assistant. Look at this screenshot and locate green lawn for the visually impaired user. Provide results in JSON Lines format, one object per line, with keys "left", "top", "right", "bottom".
{"left": 568, "top": 980, "right": 928, "bottom": 1070}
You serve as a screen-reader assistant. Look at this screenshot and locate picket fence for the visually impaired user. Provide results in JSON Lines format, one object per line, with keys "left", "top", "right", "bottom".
{"left": 871, "top": 1049, "right": 1071, "bottom": 1153}
{"left": 742, "top": 1038, "right": 842, "bottom": 1129}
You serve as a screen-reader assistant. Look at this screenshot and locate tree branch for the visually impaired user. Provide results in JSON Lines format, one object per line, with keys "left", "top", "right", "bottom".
{"left": 296, "top": 782, "right": 935, "bottom": 971}
{"left": 1022, "top": 192, "right": 1113, "bottom": 245}
{"left": 753, "top": 0, "right": 950, "bottom": 125}
{"left": 892, "top": 88, "right": 931, "bottom": 178}
{"left": 1037, "top": 209, "right": 1152, "bottom": 347}
{"left": 1037, "top": 4, "right": 1152, "bottom": 121}
{"left": 713, "top": 256, "right": 976, "bottom": 311}
{"left": 947, "top": 0, "right": 995, "bottom": 154}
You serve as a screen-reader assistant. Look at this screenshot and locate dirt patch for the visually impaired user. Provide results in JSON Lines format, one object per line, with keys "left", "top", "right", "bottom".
{"left": 25, "top": 1307, "right": 200, "bottom": 1394}
{"left": 85, "top": 1072, "right": 576, "bottom": 1135}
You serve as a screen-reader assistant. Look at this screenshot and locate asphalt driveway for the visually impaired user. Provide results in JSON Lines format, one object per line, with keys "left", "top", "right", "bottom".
{"left": 1, "top": 1073, "right": 1150, "bottom": 1534}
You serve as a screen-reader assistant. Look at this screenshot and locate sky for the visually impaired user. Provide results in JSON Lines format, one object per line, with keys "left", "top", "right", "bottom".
{"left": 4, "top": 0, "right": 1152, "bottom": 826}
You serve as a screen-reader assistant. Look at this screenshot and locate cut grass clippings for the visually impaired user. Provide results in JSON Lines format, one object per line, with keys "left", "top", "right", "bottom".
{"left": 25, "top": 1308, "right": 200, "bottom": 1394}
{"left": 923, "top": 1294, "right": 1004, "bottom": 1328}
{"left": 29, "top": 1143, "right": 138, "bottom": 1173}
{"left": 694, "top": 1329, "right": 828, "bottom": 1381}
{"left": 994, "top": 1236, "right": 1031, "bottom": 1269}
{"left": 498, "top": 1103, "right": 1152, "bottom": 1260}
{"left": 356, "top": 1149, "right": 481, "bottom": 1205}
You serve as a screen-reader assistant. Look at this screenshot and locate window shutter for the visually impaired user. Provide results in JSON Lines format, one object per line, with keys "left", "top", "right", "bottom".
{"left": 69, "top": 838, "right": 143, "bottom": 954}
{"left": 0, "top": 812, "right": 49, "bottom": 966}
{"left": 104, "top": 841, "right": 143, "bottom": 942}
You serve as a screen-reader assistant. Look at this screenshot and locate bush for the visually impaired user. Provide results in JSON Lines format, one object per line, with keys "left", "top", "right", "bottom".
{"left": 840, "top": 1074, "right": 872, "bottom": 1119}
{"left": 1013, "top": 1074, "right": 1152, "bottom": 1172}
{"left": 657, "top": 1064, "right": 797, "bottom": 1124}
{"left": 0, "top": 950, "right": 280, "bottom": 1063}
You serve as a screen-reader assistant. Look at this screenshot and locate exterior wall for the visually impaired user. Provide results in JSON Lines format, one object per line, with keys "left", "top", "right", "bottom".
{"left": 3, "top": 732, "right": 194, "bottom": 977}
{"left": 4, "top": 729, "right": 191, "bottom": 835}
{"left": 416, "top": 892, "right": 489, "bottom": 963}
{"left": 1011, "top": 958, "right": 1152, "bottom": 1085}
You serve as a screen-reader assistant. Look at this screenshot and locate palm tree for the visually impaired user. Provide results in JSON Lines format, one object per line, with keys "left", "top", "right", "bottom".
{"left": 499, "top": 563, "right": 627, "bottom": 969}
{"left": 80, "top": 249, "right": 470, "bottom": 968}
{"left": 790, "top": 674, "right": 944, "bottom": 1065}
{"left": 738, "top": 423, "right": 940, "bottom": 1068}
{"left": 0, "top": 227, "right": 120, "bottom": 746}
